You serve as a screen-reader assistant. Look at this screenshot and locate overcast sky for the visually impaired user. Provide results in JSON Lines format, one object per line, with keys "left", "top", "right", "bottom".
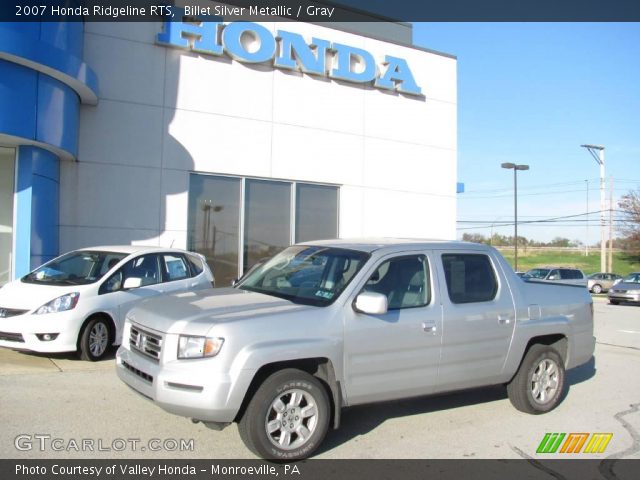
{"left": 413, "top": 23, "right": 640, "bottom": 244}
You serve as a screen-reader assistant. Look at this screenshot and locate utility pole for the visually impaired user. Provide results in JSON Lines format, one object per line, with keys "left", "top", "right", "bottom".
{"left": 501, "top": 163, "right": 530, "bottom": 272}
{"left": 609, "top": 176, "right": 614, "bottom": 272}
{"left": 585, "top": 179, "right": 589, "bottom": 256}
{"left": 581, "top": 145, "right": 606, "bottom": 272}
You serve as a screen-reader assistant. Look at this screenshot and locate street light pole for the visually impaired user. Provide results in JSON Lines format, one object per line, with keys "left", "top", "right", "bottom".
{"left": 581, "top": 144, "right": 606, "bottom": 272}
{"left": 501, "top": 162, "right": 530, "bottom": 272}
{"left": 585, "top": 179, "right": 589, "bottom": 257}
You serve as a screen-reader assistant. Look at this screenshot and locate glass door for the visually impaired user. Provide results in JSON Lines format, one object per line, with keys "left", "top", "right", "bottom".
{"left": 0, "top": 147, "right": 15, "bottom": 285}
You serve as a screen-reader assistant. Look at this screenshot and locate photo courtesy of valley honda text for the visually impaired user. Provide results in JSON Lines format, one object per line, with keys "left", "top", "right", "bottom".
{"left": 0, "top": 12, "right": 457, "bottom": 289}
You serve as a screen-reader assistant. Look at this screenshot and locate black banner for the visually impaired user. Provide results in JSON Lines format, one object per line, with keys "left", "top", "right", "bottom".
{"left": 3, "top": 0, "right": 640, "bottom": 22}
{"left": 2, "top": 459, "right": 640, "bottom": 480}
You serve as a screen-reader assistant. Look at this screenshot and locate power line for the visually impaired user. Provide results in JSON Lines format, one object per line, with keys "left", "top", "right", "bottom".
{"left": 456, "top": 209, "right": 632, "bottom": 231}
{"left": 459, "top": 177, "right": 640, "bottom": 199}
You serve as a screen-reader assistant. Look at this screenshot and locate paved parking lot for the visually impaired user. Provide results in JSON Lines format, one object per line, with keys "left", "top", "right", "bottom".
{"left": 1, "top": 298, "right": 638, "bottom": 461}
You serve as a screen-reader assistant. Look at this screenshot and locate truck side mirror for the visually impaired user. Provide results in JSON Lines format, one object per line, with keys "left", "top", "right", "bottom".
{"left": 354, "top": 292, "right": 388, "bottom": 315}
{"left": 123, "top": 277, "right": 142, "bottom": 290}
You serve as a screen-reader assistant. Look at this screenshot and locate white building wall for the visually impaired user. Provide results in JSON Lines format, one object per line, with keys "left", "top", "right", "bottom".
{"left": 61, "top": 21, "right": 457, "bottom": 252}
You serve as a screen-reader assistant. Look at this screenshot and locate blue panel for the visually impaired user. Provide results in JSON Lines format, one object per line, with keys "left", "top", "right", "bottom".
{"left": 40, "top": 22, "right": 84, "bottom": 58}
{"left": 13, "top": 146, "right": 60, "bottom": 276}
{"left": 31, "top": 171, "right": 59, "bottom": 266}
{"left": 30, "top": 144, "right": 60, "bottom": 184}
{"left": 37, "top": 74, "right": 80, "bottom": 157}
{"left": 457, "top": 182, "right": 465, "bottom": 193}
{"left": 14, "top": 148, "right": 33, "bottom": 278}
{"left": 0, "top": 23, "right": 98, "bottom": 103}
{"left": 0, "top": 22, "right": 40, "bottom": 39}
{"left": 0, "top": 59, "right": 37, "bottom": 140}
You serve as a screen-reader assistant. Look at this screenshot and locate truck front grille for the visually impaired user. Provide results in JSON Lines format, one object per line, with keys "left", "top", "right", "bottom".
{"left": 129, "top": 324, "right": 163, "bottom": 361}
{"left": 122, "top": 360, "right": 153, "bottom": 384}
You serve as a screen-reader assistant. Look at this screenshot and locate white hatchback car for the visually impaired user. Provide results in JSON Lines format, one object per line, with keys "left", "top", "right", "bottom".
{"left": 0, "top": 246, "right": 214, "bottom": 361}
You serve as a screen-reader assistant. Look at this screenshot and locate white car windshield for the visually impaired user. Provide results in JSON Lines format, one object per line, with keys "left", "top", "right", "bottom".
{"left": 238, "top": 245, "right": 369, "bottom": 306}
{"left": 22, "top": 251, "right": 127, "bottom": 286}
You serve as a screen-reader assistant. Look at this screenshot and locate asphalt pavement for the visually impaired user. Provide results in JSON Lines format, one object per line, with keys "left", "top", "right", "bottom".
{"left": 0, "top": 297, "right": 638, "bottom": 462}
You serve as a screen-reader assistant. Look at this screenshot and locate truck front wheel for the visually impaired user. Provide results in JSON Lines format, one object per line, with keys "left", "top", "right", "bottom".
{"left": 238, "top": 369, "right": 330, "bottom": 460}
{"left": 507, "top": 344, "right": 565, "bottom": 414}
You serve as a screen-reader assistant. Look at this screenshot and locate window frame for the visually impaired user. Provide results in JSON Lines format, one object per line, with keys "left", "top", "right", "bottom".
{"left": 160, "top": 253, "right": 191, "bottom": 283}
{"left": 98, "top": 253, "right": 161, "bottom": 295}
{"left": 188, "top": 172, "right": 340, "bottom": 284}
{"left": 441, "top": 252, "right": 499, "bottom": 305}
{"left": 358, "top": 253, "right": 431, "bottom": 311}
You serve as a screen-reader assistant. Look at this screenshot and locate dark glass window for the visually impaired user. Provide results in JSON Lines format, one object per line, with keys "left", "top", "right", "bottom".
{"left": 295, "top": 184, "right": 338, "bottom": 243}
{"left": 244, "top": 179, "right": 291, "bottom": 272}
{"left": 188, "top": 175, "right": 241, "bottom": 288}
{"left": 185, "top": 253, "right": 204, "bottom": 277}
{"left": 362, "top": 255, "right": 429, "bottom": 309}
{"left": 442, "top": 254, "right": 498, "bottom": 304}
{"left": 100, "top": 253, "right": 160, "bottom": 294}
{"left": 560, "top": 269, "right": 583, "bottom": 280}
{"left": 188, "top": 174, "right": 340, "bottom": 286}
{"left": 162, "top": 254, "right": 189, "bottom": 282}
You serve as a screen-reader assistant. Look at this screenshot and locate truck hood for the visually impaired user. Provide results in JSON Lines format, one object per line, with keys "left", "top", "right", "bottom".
{"left": 128, "top": 288, "right": 317, "bottom": 336}
{"left": 0, "top": 279, "right": 88, "bottom": 311}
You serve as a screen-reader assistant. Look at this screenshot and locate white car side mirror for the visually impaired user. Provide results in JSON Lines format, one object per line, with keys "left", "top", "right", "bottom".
{"left": 123, "top": 277, "right": 142, "bottom": 290}
{"left": 354, "top": 292, "right": 388, "bottom": 315}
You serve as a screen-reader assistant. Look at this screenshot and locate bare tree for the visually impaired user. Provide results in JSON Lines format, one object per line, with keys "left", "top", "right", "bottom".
{"left": 618, "top": 189, "right": 640, "bottom": 254}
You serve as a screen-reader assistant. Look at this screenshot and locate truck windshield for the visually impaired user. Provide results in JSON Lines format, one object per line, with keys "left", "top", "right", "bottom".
{"left": 238, "top": 246, "right": 369, "bottom": 306}
{"left": 22, "top": 251, "right": 127, "bottom": 286}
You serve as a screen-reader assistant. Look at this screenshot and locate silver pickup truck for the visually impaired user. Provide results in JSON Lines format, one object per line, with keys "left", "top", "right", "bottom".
{"left": 116, "top": 240, "right": 595, "bottom": 460}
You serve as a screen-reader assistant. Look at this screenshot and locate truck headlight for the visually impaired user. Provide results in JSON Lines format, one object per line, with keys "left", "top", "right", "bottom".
{"left": 35, "top": 292, "right": 80, "bottom": 315}
{"left": 177, "top": 336, "right": 224, "bottom": 359}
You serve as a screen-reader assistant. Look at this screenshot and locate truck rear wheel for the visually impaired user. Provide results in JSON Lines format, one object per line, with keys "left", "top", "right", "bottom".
{"left": 238, "top": 369, "right": 330, "bottom": 460}
{"left": 507, "top": 344, "right": 565, "bottom": 414}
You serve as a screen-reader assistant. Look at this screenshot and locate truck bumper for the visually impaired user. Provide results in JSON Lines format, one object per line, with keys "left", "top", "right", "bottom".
{"left": 116, "top": 346, "right": 255, "bottom": 423}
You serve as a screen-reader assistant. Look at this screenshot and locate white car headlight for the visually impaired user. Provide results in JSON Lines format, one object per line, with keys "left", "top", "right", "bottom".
{"left": 177, "top": 335, "right": 224, "bottom": 359}
{"left": 35, "top": 292, "right": 80, "bottom": 315}
{"left": 627, "top": 289, "right": 640, "bottom": 295}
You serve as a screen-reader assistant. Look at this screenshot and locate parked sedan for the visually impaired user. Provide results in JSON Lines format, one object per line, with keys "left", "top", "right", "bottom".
{"left": 0, "top": 246, "right": 214, "bottom": 360}
{"left": 608, "top": 272, "right": 640, "bottom": 305}
{"left": 587, "top": 272, "right": 622, "bottom": 294}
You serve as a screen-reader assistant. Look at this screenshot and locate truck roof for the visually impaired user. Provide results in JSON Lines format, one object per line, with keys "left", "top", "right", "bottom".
{"left": 298, "top": 238, "right": 492, "bottom": 254}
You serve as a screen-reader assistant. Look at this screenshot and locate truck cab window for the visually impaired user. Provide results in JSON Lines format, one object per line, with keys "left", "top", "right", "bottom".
{"left": 442, "top": 253, "right": 498, "bottom": 304}
{"left": 363, "top": 255, "right": 429, "bottom": 309}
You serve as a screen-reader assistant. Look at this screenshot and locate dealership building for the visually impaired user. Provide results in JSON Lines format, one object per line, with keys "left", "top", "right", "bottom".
{"left": 0, "top": 9, "right": 457, "bottom": 286}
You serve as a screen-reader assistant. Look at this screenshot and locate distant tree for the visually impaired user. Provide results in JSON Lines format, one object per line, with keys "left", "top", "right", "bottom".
{"left": 618, "top": 189, "right": 640, "bottom": 255}
{"left": 549, "top": 237, "right": 571, "bottom": 248}
{"left": 491, "top": 233, "right": 510, "bottom": 246}
{"left": 462, "top": 233, "right": 488, "bottom": 244}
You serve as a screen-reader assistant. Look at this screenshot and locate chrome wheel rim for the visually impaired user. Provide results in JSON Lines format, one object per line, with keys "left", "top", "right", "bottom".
{"left": 531, "top": 358, "right": 560, "bottom": 404}
{"left": 89, "top": 322, "right": 109, "bottom": 357}
{"left": 593, "top": 285, "right": 602, "bottom": 294}
{"left": 265, "top": 388, "right": 318, "bottom": 450}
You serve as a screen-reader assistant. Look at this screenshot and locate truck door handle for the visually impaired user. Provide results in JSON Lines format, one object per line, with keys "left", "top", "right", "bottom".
{"left": 498, "top": 315, "right": 511, "bottom": 325}
{"left": 422, "top": 322, "right": 437, "bottom": 334}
